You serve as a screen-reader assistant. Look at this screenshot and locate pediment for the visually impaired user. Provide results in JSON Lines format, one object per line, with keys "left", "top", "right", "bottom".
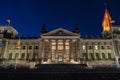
{"left": 41, "top": 28, "right": 80, "bottom": 36}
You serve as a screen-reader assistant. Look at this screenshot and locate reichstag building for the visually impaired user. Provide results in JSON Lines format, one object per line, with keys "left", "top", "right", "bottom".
{"left": 0, "top": 24, "right": 120, "bottom": 68}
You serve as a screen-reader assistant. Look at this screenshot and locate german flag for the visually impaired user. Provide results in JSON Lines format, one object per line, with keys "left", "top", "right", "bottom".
{"left": 102, "top": 9, "right": 115, "bottom": 31}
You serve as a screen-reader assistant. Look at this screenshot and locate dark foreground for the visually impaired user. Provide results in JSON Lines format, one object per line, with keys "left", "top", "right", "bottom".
{"left": 0, "top": 64, "right": 120, "bottom": 80}
{"left": 0, "top": 71, "right": 120, "bottom": 80}
{"left": 0, "top": 69, "right": 120, "bottom": 80}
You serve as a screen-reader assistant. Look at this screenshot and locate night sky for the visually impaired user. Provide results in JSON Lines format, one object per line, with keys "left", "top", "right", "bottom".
{"left": 0, "top": 0, "right": 120, "bottom": 37}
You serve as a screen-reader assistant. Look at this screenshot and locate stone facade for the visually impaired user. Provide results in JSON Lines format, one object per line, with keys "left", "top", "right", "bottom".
{"left": 0, "top": 25, "right": 120, "bottom": 68}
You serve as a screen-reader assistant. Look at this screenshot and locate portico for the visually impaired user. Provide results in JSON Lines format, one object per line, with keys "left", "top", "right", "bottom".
{"left": 40, "top": 28, "right": 80, "bottom": 64}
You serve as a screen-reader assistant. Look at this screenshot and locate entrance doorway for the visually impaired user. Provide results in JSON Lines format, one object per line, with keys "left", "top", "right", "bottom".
{"left": 58, "top": 50, "right": 63, "bottom": 62}
{"left": 58, "top": 55, "right": 63, "bottom": 62}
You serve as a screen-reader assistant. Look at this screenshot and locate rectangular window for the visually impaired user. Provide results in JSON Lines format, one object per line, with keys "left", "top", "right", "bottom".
{"left": 101, "top": 46, "right": 104, "bottom": 49}
{"left": 52, "top": 46, "right": 56, "bottom": 50}
{"left": 108, "top": 53, "right": 111, "bottom": 59}
{"left": 95, "top": 45, "right": 98, "bottom": 50}
{"left": 83, "top": 53, "right": 87, "bottom": 60}
{"left": 29, "top": 46, "right": 32, "bottom": 49}
{"left": 21, "top": 53, "right": 25, "bottom": 60}
{"left": 102, "top": 53, "right": 105, "bottom": 59}
{"left": 15, "top": 53, "right": 19, "bottom": 58}
{"left": 82, "top": 45, "right": 86, "bottom": 50}
{"left": 22, "top": 46, "right": 26, "bottom": 49}
{"left": 58, "top": 56, "right": 63, "bottom": 62}
{"left": 9, "top": 53, "right": 12, "bottom": 60}
{"left": 65, "top": 46, "right": 69, "bottom": 49}
{"left": 89, "top": 46, "right": 92, "bottom": 49}
{"left": 35, "top": 46, "right": 39, "bottom": 49}
{"left": 107, "top": 46, "right": 111, "bottom": 49}
{"left": 96, "top": 53, "right": 100, "bottom": 60}
{"left": 89, "top": 53, "right": 94, "bottom": 60}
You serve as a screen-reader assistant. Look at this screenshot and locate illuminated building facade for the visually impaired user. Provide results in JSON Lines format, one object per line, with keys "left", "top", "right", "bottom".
{"left": 0, "top": 25, "right": 120, "bottom": 67}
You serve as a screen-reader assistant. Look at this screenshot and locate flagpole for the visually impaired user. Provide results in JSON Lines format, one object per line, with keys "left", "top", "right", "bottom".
{"left": 7, "top": 19, "right": 11, "bottom": 26}
{"left": 103, "top": 3, "right": 120, "bottom": 68}
{"left": 111, "top": 26, "right": 120, "bottom": 68}
{"left": 107, "top": 7, "right": 120, "bottom": 68}
{"left": 15, "top": 38, "right": 21, "bottom": 69}
{"left": 8, "top": 22, "right": 10, "bottom": 26}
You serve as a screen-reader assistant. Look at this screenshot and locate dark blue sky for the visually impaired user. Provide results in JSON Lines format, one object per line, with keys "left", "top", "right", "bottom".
{"left": 0, "top": 0, "right": 120, "bottom": 37}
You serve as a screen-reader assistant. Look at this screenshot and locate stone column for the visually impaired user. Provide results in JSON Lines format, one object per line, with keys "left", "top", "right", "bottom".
{"left": 66, "top": 40, "right": 70, "bottom": 62}
{"left": 98, "top": 43, "right": 102, "bottom": 59}
{"left": 76, "top": 39, "right": 78, "bottom": 61}
{"left": 63, "top": 39, "right": 65, "bottom": 62}
{"left": 70, "top": 40, "right": 73, "bottom": 61}
{"left": 92, "top": 42, "right": 95, "bottom": 60}
{"left": 4, "top": 41, "right": 9, "bottom": 59}
{"left": 25, "top": 42, "right": 28, "bottom": 61}
{"left": 75, "top": 39, "right": 77, "bottom": 61}
{"left": 41, "top": 39, "right": 45, "bottom": 63}
{"left": 56, "top": 39, "right": 58, "bottom": 62}
{"left": 68, "top": 40, "right": 71, "bottom": 62}
{"left": 49, "top": 39, "right": 52, "bottom": 62}
{"left": 51, "top": 40, "right": 54, "bottom": 62}
{"left": 79, "top": 39, "right": 83, "bottom": 63}
{"left": 38, "top": 39, "right": 42, "bottom": 60}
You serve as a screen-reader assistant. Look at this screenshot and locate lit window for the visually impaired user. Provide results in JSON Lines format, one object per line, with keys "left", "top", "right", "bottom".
{"left": 59, "top": 56, "right": 62, "bottom": 62}
{"left": 95, "top": 45, "right": 98, "bottom": 50}
{"left": 52, "top": 46, "right": 56, "bottom": 49}
{"left": 52, "top": 42, "right": 56, "bottom": 45}
{"left": 58, "top": 41, "right": 63, "bottom": 50}
{"left": 65, "top": 46, "right": 69, "bottom": 49}
{"left": 58, "top": 46, "right": 63, "bottom": 50}
{"left": 65, "top": 42, "right": 69, "bottom": 45}
{"left": 83, "top": 45, "right": 86, "bottom": 50}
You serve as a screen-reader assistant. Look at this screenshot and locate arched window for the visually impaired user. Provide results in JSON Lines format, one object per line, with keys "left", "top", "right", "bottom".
{"left": 89, "top": 53, "right": 94, "bottom": 60}
{"left": 88, "top": 46, "right": 92, "bottom": 49}
{"left": 108, "top": 53, "right": 111, "bottom": 59}
{"left": 35, "top": 46, "right": 39, "bottom": 49}
{"left": 102, "top": 53, "right": 105, "bottom": 59}
{"left": 96, "top": 53, "right": 100, "bottom": 60}
{"left": 21, "top": 53, "right": 25, "bottom": 60}
{"left": 15, "top": 53, "right": 19, "bottom": 58}
{"left": 9, "top": 53, "right": 12, "bottom": 60}
{"left": 29, "top": 46, "right": 32, "bottom": 49}
{"left": 83, "top": 53, "right": 88, "bottom": 60}
{"left": 33, "top": 53, "right": 37, "bottom": 60}
{"left": 22, "top": 46, "right": 26, "bottom": 49}
{"left": 101, "top": 46, "right": 104, "bottom": 49}
{"left": 26, "top": 53, "right": 29, "bottom": 60}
